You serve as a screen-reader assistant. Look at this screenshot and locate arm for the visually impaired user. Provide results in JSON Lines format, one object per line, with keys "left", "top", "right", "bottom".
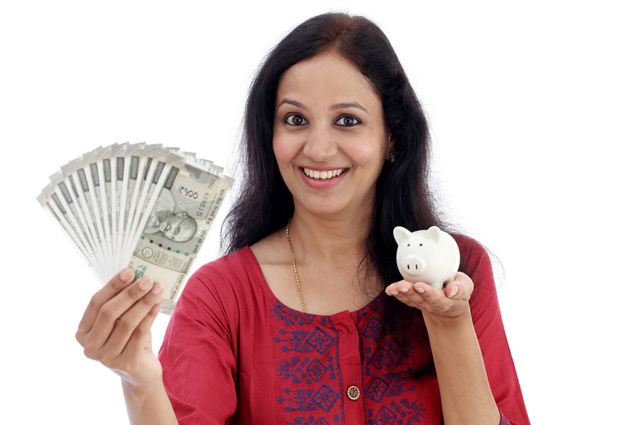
{"left": 122, "top": 377, "right": 179, "bottom": 425}
{"left": 422, "top": 307, "right": 501, "bottom": 425}
{"left": 422, "top": 240, "right": 530, "bottom": 425}
{"left": 464, "top": 242, "right": 530, "bottom": 424}
{"left": 157, "top": 267, "right": 239, "bottom": 424}
{"left": 388, "top": 238, "right": 530, "bottom": 424}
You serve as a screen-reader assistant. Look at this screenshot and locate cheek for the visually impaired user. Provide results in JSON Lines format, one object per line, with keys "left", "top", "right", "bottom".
{"left": 272, "top": 133, "right": 297, "bottom": 163}
{"left": 345, "top": 136, "right": 386, "bottom": 166}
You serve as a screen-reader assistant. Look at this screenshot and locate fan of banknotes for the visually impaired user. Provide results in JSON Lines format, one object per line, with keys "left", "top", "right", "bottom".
{"left": 37, "top": 143, "right": 234, "bottom": 314}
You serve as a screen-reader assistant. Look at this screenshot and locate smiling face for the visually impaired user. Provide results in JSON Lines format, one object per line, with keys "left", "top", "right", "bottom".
{"left": 273, "top": 49, "right": 392, "bottom": 219}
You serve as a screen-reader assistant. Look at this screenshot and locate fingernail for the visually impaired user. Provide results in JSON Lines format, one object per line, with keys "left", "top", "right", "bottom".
{"left": 449, "top": 286, "right": 459, "bottom": 298}
{"left": 400, "top": 287, "right": 409, "bottom": 293}
{"left": 152, "top": 284, "right": 163, "bottom": 295}
{"left": 138, "top": 277, "right": 152, "bottom": 290}
{"left": 415, "top": 287, "right": 425, "bottom": 293}
{"left": 119, "top": 268, "right": 134, "bottom": 282}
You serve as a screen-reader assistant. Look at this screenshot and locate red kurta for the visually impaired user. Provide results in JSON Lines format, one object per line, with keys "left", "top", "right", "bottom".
{"left": 158, "top": 234, "right": 530, "bottom": 424}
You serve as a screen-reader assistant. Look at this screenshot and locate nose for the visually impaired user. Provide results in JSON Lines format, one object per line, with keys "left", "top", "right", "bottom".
{"left": 302, "top": 124, "right": 338, "bottom": 162}
{"left": 402, "top": 255, "right": 425, "bottom": 275}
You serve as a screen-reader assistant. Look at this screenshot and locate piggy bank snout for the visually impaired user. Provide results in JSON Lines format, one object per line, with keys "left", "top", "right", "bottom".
{"left": 399, "top": 254, "right": 426, "bottom": 275}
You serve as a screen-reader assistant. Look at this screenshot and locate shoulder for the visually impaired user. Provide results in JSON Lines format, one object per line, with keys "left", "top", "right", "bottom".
{"left": 449, "top": 232, "right": 496, "bottom": 291}
{"left": 184, "top": 246, "right": 263, "bottom": 304}
{"left": 450, "top": 232, "right": 492, "bottom": 270}
{"left": 448, "top": 232, "right": 501, "bottom": 313}
{"left": 248, "top": 228, "right": 288, "bottom": 268}
{"left": 450, "top": 232, "right": 488, "bottom": 257}
{"left": 182, "top": 228, "right": 284, "bottom": 301}
{"left": 175, "top": 247, "right": 252, "bottom": 305}
{"left": 195, "top": 246, "right": 254, "bottom": 281}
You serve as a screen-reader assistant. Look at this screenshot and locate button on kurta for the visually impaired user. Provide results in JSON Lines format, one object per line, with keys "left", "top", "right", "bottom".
{"left": 346, "top": 385, "right": 360, "bottom": 400}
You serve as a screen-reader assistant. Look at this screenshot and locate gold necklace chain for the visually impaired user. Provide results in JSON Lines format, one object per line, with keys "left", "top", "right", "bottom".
{"left": 285, "top": 218, "right": 308, "bottom": 313}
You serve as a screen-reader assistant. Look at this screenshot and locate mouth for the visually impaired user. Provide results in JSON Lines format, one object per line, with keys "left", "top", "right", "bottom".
{"left": 301, "top": 167, "right": 348, "bottom": 180}
{"left": 298, "top": 167, "right": 350, "bottom": 188}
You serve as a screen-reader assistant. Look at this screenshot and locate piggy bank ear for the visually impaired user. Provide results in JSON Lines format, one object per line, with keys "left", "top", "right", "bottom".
{"left": 414, "top": 226, "right": 441, "bottom": 242}
{"left": 393, "top": 226, "right": 411, "bottom": 245}
{"left": 426, "top": 226, "right": 441, "bottom": 242}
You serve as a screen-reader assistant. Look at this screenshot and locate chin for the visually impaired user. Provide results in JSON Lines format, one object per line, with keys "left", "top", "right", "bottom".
{"left": 295, "top": 197, "right": 353, "bottom": 217}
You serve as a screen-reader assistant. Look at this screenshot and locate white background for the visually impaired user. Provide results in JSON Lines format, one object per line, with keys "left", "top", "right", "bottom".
{"left": 1, "top": 1, "right": 638, "bottom": 423}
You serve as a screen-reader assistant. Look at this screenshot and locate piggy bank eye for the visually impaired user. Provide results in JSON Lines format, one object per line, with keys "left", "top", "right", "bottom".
{"left": 407, "top": 243, "right": 410, "bottom": 247}
{"left": 419, "top": 243, "right": 423, "bottom": 246}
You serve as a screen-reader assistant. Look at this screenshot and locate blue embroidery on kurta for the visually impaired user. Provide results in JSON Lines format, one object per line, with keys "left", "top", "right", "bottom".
{"left": 275, "top": 329, "right": 313, "bottom": 353}
{"left": 306, "top": 327, "right": 335, "bottom": 354}
{"left": 310, "top": 384, "right": 340, "bottom": 411}
{"left": 276, "top": 385, "right": 340, "bottom": 413}
{"left": 367, "top": 400, "right": 424, "bottom": 425}
{"left": 359, "top": 301, "right": 428, "bottom": 423}
{"left": 272, "top": 302, "right": 342, "bottom": 421}
{"left": 307, "top": 358, "right": 328, "bottom": 382}
{"left": 365, "top": 376, "right": 389, "bottom": 402}
{"left": 277, "top": 356, "right": 336, "bottom": 385}
{"left": 362, "top": 316, "right": 383, "bottom": 340}
{"left": 287, "top": 416, "right": 331, "bottom": 425}
{"left": 272, "top": 299, "right": 428, "bottom": 424}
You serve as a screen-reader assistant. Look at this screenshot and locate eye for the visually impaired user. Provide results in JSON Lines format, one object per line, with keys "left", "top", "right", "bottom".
{"left": 419, "top": 243, "right": 423, "bottom": 246}
{"left": 284, "top": 113, "right": 307, "bottom": 126}
{"left": 336, "top": 115, "right": 360, "bottom": 127}
{"left": 407, "top": 243, "right": 410, "bottom": 247}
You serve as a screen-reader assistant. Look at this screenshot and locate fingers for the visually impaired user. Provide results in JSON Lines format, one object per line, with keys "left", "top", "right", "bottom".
{"left": 444, "top": 272, "right": 474, "bottom": 302}
{"left": 386, "top": 280, "right": 436, "bottom": 308}
{"left": 122, "top": 301, "right": 163, "bottom": 358}
{"left": 385, "top": 273, "right": 474, "bottom": 307}
{"left": 79, "top": 275, "right": 161, "bottom": 359}
{"left": 77, "top": 268, "right": 135, "bottom": 335}
{"left": 97, "top": 283, "right": 164, "bottom": 364}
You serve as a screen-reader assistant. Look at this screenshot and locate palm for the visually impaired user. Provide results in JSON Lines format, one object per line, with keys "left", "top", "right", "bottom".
{"left": 114, "top": 333, "right": 163, "bottom": 388}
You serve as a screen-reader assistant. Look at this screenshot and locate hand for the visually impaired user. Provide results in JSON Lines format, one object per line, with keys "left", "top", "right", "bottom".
{"left": 75, "top": 268, "right": 165, "bottom": 389}
{"left": 385, "top": 272, "right": 474, "bottom": 322}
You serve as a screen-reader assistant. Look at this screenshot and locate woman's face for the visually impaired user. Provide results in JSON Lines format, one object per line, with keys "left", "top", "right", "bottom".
{"left": 273, "top": 49, "right": 391, "bottom": 219}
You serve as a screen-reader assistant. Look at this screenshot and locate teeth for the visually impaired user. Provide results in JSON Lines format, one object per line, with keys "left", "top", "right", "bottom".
{"left": 303, "top": 168, "right": 345, "bottom": 180}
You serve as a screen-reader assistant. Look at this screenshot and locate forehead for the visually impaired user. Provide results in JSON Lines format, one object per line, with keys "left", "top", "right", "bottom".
{"left": 276, "top": 50, "right": 380, "bottom": 109}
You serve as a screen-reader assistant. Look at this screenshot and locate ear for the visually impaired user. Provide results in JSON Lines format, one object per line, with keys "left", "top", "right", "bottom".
{"left": 425, "top": 226, "right": 441, "bottom": 242}
{"left": 414, "top": 226, "right": 441, "bottom": 242}
{"left": 386, "top": 133, "right": 395, "bottom": 157}
{"left": 393, "top": 226, "right": 411, "bottom": 244}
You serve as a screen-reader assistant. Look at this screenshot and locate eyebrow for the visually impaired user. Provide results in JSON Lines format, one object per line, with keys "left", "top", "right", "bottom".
{"left": 277, "top": 98, "right": 369, "bottom": 114}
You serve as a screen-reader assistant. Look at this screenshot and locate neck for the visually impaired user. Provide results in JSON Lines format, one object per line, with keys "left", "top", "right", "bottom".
{"left": 286, "top": 208, "right": 372, "bottom": 269}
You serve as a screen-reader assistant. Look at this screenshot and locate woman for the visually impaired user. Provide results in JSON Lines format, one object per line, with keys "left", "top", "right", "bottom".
{"left": 75, "top": 12, "right": 531, "bottom": 425}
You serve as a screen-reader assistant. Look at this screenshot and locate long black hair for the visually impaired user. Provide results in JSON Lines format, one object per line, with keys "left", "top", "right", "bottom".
{"left": 221, "top": 12, "right": 459, "bottom": 287}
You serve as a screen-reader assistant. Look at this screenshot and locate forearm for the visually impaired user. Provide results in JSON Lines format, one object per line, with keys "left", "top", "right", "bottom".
{"left": 422, "top": 307, "right": 501, "bottom": 425}
{"left": 122, "top": 377, "right": 179, "bottom": 425}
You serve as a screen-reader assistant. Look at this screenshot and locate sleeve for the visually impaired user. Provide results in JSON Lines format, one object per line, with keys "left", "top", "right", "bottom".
{"left": 465, "top": 240, "right": 532, "bottom": 425}
{"left": 157, "top": 266, "right": 238, "bottom": 425}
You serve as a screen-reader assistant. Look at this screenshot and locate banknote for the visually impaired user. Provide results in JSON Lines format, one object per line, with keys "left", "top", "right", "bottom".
{"left": 37, "top": 143, "right": 234, "bottom": 314}
{"left": 128, "top": 160, "right": 232, "bottom": 313}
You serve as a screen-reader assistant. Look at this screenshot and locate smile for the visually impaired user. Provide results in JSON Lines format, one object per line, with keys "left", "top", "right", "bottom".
{"left": 298, "top": 167, "right": 350, "bottom": 189}
{"left": 302, "top": 167, "right": 347, "bottom": 180}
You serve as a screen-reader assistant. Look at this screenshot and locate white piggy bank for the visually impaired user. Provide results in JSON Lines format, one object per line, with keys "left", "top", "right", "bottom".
{"left": 393, "top": 225, "right": 460, "bottom": 289}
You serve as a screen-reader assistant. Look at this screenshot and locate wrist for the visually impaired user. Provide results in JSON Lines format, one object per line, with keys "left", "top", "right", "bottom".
{"left": 121, "top": 375, "right": 165, "bottom": 401}
{"left": 421, "top": 304, "right": 472, "bottom": 330}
